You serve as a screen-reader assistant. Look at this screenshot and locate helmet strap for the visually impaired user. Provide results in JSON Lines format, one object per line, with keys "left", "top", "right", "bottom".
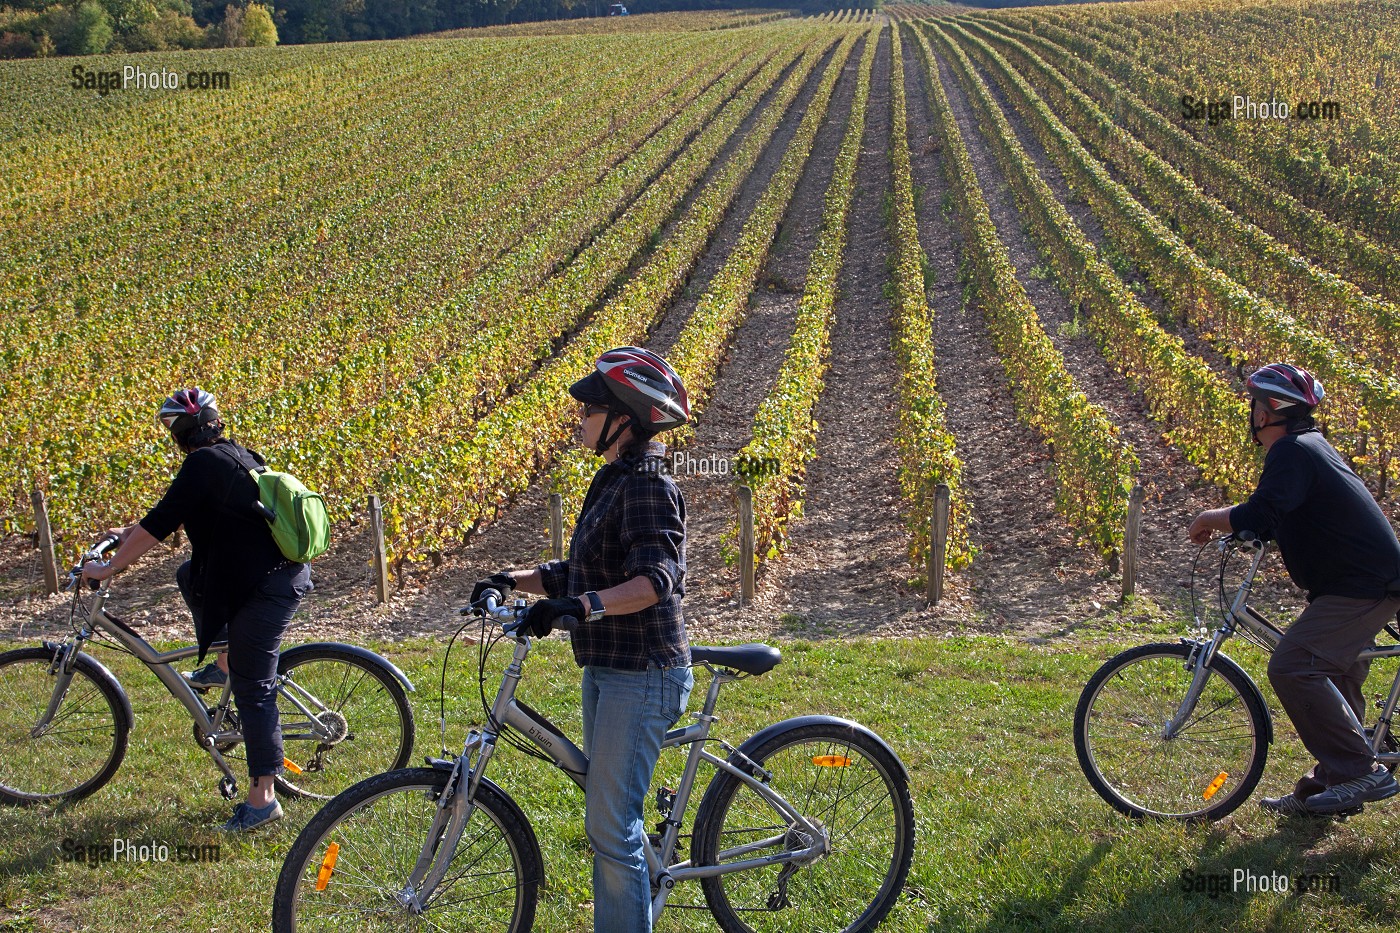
{"left": 1248, "top": 399, "right": 1290, "bottom": 446}
{"left": 595, "top": 410, "right": 634, "bottom": 457}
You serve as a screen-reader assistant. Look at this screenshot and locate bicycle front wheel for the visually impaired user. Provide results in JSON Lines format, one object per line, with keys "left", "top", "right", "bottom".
{"left": 1074, "top": 643, "right": 1269, "bottom": 821}
{"left": 274, "top": 646, "right": 415, "bottom": 800}
{"left": 692, "top": 720, "right": 915, "bottom": 933}
{"left": 0, "top": 647, "right": 131, "bottom": 806}
{"left": 273, "top": 767, "right": 540, "bottom": 932}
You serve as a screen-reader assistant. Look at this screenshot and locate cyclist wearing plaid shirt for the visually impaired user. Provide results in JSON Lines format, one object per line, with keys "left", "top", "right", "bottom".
{"left": 472, "top": 347, "right": 693, "bottom": 932}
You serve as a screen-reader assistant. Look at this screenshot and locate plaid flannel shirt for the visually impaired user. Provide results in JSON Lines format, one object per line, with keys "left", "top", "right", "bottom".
{"left": 537, "top": 441, "right": 690, "bottom": 671}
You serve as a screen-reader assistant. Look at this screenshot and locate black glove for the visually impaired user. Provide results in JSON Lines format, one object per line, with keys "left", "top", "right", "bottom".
{"left": 522, "top": 597, "right": 585, "bottom": 638}
{"left": 471, "top": 572, "right": 517, "bottom": 607}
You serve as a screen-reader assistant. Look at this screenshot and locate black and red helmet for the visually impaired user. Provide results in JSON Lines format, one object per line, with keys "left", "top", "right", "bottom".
{"left": 570, "top": 347, "right": 691, "bottom": 432}
{"left": 1246, "top": 363, "right": 1324, "bottom": 415}
{"left": 157, "top": 387, "right": 220, "bottom": 439}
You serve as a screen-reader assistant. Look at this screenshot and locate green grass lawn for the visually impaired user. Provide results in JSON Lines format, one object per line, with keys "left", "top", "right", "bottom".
{"left": 3, "top": 631, "right": 1399, "bottom": 931}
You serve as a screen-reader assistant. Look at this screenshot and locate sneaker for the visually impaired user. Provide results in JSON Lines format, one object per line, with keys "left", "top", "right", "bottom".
{"left": 1259, "top": 792, "right": 1313, "bottom": 816}
{"left": 221, "top": 799, "right": 283, "bottom": 833}
{"left": 1304, "top": 768, "right": 1399, "bottom": 814}
{"left": 184, "top": 662, "right": 227, "bottom": 692}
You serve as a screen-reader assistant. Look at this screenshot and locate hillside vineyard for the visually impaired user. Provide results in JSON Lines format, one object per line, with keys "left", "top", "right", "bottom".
{"left": 4, "top": 0, "right": 1397, "bottom": 611}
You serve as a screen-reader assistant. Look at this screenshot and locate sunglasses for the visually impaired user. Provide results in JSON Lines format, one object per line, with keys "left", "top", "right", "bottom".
{"left": 580, "top": 404, "right": 609, "bottom": 419}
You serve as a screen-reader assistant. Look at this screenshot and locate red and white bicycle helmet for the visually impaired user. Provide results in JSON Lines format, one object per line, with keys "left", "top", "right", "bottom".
{"left": 157, "top": 387, "right": 220, "bottom": 439}
{"left": 572, "top": 347, "right": 691, "bottom": 430}
{"left": 570, "top": 347, "right": 690, "bottom": 454}
{"left": 1246, "top": 363, "right": 1324, "bottom": 414}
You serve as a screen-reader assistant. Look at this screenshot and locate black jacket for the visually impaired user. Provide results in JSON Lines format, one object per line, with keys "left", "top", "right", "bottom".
{"left": 139, "top": 439, "right": 288, "bottom": 657}
{"left": 1230, "top": 430, "right": 1400, "bottom": 601}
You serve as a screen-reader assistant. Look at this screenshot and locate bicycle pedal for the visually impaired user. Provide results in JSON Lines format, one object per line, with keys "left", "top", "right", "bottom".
{"left": 1333, "top": 805, "right": 1364, "bottom": 820}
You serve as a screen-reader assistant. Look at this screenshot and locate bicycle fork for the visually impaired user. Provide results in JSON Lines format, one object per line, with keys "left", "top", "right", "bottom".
{"left": 33, "top": 640, "right": 82, "bottom": 738}
{"left": 1164, "top": 642, "right": 1218, "bottom": 740}
{"left": 399, "top": 730, "right": 493, "bottom": 913}
{"left": 402, "top": 639, "right": 532, "bottom": 913}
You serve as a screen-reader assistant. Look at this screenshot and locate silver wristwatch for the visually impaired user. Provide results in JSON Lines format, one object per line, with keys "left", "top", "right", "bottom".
{"left": 581, "top": 591, "right": 605, "bottom": 622}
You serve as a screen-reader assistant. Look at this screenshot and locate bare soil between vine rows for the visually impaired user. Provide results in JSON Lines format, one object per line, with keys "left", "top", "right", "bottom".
{"left": 0, "top": 20, "right": 1313, "bottom": 652}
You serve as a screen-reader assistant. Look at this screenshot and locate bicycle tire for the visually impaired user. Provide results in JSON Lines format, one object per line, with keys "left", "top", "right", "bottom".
{"left": 273, "top": 767, "right": 541, "bottom": 932}
{"left": 0, "top": 646, "right": 132, "bottom": 806}
{"left": 1074, "top": 642, "right": 1270, "bottom": 821}
{"left": 273, "top": 645, "right": 415, "bottom": 801}
{"left": 692, "top": 719, "right": 915, "bottom": 933}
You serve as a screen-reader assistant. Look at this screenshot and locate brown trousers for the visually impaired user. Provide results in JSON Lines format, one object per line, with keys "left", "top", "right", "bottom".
{"left": 1266, "top": 594, "right": 1400, "bottom": 794}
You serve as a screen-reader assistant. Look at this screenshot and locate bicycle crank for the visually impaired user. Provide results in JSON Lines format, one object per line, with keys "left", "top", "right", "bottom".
{"left": 194, "top": 707, "right": 241, "bottom": 753}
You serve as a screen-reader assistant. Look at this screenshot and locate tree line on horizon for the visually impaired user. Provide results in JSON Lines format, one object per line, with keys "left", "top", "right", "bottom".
{"left": 1, "top": 0, "right": 276, "bottom": 57}
{"left": 0, "top": 0, "right": 884, "bottom": 58}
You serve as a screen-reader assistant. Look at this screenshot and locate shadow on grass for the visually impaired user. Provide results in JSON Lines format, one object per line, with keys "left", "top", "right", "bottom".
{"left": 0, "top": 798, "right": 231, "bottom": 881}
{"left": 933, "top": 818, "right": 1396, "bottom": 933}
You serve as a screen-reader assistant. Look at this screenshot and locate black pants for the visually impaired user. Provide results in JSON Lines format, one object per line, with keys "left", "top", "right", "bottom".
{"left": 177, "top": 560, "right": 311, "bottom": 779}
{"left": 1267, "top": 594, "right": 1400, "bottom": 794}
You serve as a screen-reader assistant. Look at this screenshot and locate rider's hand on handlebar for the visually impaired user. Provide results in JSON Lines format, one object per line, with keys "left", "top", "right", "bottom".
{"left": 1188, "top": 507, "right": 1234, "bottom": 546}
{"left": 471, "top": 572, "right": 517, "bottom": 607}
{"left": 81, "top": 559, "right": 116, "bottom": 587}
{"left": 522, "top": 597, "right": 585, "bottom": 638}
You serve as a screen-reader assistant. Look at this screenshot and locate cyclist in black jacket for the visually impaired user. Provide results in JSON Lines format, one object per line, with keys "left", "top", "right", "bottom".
{"left": 82, "top": 388, "right": 311, "bottom": 831}
{"left": 1189, "top": 364, "right": 1400, "bottom": 815}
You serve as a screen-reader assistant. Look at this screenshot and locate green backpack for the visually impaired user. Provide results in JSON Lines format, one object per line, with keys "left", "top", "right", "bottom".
{"left": 247, "top": 465, "right": 331, "bottom": 563}
{"left": 218, "top": 443, "right": 331, "bottom": 562}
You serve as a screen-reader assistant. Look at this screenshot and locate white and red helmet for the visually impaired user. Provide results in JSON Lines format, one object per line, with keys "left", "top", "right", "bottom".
{"left": 157, "top": 387, "right": 220, "bottom": 439}
{"left": 570, "top": 347, "right": 691, "bottom": 432}
{"left": 1246, "top": 363, "right": 1324, "bottom": 415}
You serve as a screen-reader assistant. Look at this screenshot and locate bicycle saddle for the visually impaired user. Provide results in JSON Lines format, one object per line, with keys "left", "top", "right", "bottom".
{"left": 690, "top": 644, "right": 781, "bottom": 676}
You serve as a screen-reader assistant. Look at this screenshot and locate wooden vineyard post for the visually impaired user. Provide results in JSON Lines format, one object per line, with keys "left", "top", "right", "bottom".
{"left": 737, "top": 486, "right": 755, "bottom": 605}
{"left": 927, "top": 484, "right": 950, "bottom": 605}
{"left": 369, "top": 495, "right": 389, "bottom": 605}
{"left": 549, "top": 493, "right": 564, "bottom": 562}
{"left": 1121, "top": 485, "right": 1145, "bottom": 603}
{"left": 31, "top": 489, "right": 60, "bottom": 596}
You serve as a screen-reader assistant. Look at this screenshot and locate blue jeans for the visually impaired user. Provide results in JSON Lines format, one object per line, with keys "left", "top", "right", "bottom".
{"left": 581, "top": 664, "right": 693, "bottom": 933}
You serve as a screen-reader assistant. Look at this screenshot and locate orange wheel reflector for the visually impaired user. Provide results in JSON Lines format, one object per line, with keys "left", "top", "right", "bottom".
{"left": 812, "top": 755, "right": 852, "bottom": 768}
{"left": 1202, "top": 771, "right": 1229, "bottom": 801}
{"left": 283, "top": 758, "right": 304, "bottom": 775}
{"left": 315, "top": 842, "right": 340, "bottom": 891}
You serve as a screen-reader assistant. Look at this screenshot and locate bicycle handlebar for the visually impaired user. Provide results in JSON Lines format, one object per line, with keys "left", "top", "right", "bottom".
{"left": 461, "top": 591, "right": 579, "bottom": 635}
{"left": 66, "top": 535, "right": 121, "bottom": 591}
{"left": 1220, "top": 529, "right": 1268, "bottom": 552}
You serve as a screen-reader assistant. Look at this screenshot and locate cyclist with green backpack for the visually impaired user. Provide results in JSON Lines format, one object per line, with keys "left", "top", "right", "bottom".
{"left": 82, "top": 388, "right": 322, "bottom": 831}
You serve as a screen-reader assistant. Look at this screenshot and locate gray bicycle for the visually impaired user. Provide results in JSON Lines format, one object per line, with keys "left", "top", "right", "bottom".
{"left": 273, "top": 592, "right": 915, "bottom": 932}
{"left": 0, "top": 536, "right": 417, "bottom": 806}
{"left": 1075, "top": 531, "right": 1400, "bottom": 821}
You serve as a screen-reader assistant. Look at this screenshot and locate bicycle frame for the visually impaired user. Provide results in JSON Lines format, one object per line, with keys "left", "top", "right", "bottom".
{"left": 37, "top": 581, "right": 347, "bottom": 794}
{"left": 1169, "top": 538, "right": 1400, "bottom": 767}
{"left": 404, "top": 618, "right": 828, "bottom": 923}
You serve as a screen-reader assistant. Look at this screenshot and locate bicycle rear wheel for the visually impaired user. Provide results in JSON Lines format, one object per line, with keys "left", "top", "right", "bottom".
{"left": 0, "top": 647, "right": 131, "bottom": 806}
{"left": 274, "top": 646, "right": 415, "bottom": 800}
{"left": 1074, "top": 643, "right": 1269, "bottom": 821}
{"left": 692, "top": 720, "right": 915, "bottom": 933}
{"left": 273, "top": 767, "right": 540, "bottom": 932}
